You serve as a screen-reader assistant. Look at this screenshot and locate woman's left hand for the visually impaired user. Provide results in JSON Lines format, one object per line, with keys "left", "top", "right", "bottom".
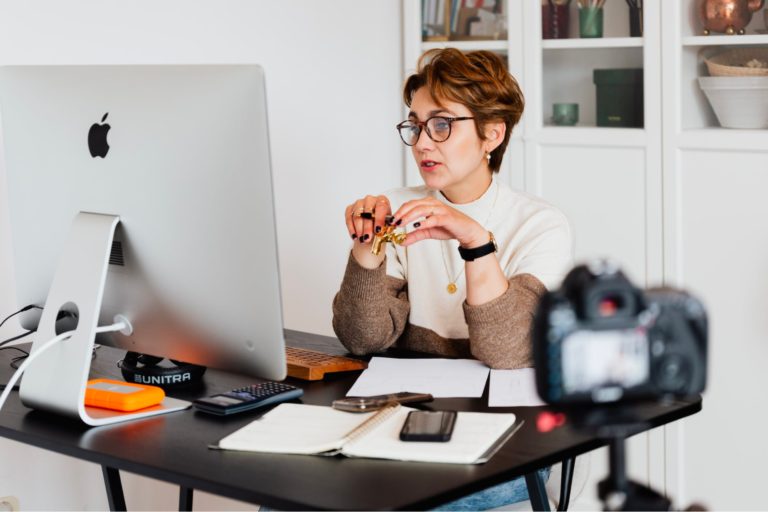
{"left": 390, "top": 197, "right": 489, "bottom": 249}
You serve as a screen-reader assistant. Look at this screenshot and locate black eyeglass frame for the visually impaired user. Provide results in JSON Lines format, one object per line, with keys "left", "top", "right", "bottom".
{"left": 396, "top": 116, "right": 474, "bottom": 146}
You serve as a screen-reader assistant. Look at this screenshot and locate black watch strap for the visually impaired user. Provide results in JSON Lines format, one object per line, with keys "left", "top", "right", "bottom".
{"left": 458, "top": 232, "right": 498, "bottom": 262}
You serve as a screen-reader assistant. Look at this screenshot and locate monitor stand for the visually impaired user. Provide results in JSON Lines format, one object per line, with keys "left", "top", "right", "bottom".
{"left": 19, "top": 212, "right": 190, "bottom": 426}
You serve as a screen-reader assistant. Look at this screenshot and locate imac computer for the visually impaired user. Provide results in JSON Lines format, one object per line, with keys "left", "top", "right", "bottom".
{"left": 0, "top": 65, "right": 286, "bottom": 425}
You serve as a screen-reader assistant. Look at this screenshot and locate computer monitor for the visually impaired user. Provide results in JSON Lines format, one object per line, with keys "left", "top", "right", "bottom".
{"left": 0, "top": 65, "right": 286, "bottom": 425}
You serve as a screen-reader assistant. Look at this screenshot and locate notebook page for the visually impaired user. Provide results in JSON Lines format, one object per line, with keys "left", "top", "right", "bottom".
{"left": 217, "top": 403, "right": 375, "bottom": 454}
{"left": 342, "top": 407, "right": 517, "bottom": 464}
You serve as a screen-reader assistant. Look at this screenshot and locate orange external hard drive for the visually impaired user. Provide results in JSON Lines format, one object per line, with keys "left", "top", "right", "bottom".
{"left": 84, "top": 379, "right": 165, "bottom": 412}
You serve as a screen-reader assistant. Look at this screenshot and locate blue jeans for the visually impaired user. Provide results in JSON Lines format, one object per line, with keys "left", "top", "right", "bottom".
{"left": 430, "top": 466, "right": 552, "bottom": 511}
{"left": 259, "top": 466, "right": 551, "bottom": 512}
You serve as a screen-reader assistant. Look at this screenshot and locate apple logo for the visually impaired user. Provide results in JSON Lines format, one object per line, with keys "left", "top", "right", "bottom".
{"left": 88, "top": 113, "right": 111, "bottom": 158}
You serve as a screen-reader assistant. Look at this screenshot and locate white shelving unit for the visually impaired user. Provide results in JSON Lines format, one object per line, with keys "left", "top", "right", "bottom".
{"left": 404, "top": 0, "right": 767, "bottom": 507}
{"left": 661, "top": 3, "right": 768, "bottom": 509}
{"left": 421, "top": 40, "right": 508, "bottom": 51}
{"left": 542, "top": 36, "right": 644, "bottom": 49}
{"left": 664, "top": 2, "right": 768, "bottom": 134}
{"left": 681, "top": 33, "right": 768, "bottom": 46}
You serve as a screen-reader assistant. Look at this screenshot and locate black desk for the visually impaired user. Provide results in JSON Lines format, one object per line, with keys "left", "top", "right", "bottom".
{"left": 0, "top": 330, "right": 701, "bottom": 511}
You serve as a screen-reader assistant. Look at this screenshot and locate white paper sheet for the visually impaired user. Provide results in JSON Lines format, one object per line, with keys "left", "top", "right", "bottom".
{"left": 489, "top": 368, "right": 547, "bottom": 407}
{"left": 346, "top": 357, "right": 490, "bottom": 398}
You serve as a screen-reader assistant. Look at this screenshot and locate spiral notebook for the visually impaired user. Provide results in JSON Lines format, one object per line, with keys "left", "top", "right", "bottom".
{"left": 209, "top": 403, "right": 521, "bottom": 465}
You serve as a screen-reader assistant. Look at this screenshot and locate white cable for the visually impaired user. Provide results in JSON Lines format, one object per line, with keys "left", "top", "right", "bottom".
{"left": 0, "top": 321, "right": 126, "bottom": 412}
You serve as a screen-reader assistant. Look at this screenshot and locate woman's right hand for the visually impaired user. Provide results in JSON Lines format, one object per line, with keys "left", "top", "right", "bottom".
{"left": 345, "top": 194, "right": 391, "bottom": 267}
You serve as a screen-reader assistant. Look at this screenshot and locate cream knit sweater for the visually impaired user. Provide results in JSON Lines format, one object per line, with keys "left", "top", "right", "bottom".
{"left": 332, "top": 175, "right": 574, "bottom": 369}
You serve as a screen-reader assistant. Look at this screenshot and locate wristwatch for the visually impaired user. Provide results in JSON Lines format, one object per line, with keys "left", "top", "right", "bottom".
{"left": 458, "top": 231, "right": 498, "bottom": 262}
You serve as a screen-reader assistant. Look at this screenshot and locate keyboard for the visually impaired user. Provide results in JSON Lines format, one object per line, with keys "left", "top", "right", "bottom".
{"left": 285, "top": 346, "right": 368, "bottom": 380}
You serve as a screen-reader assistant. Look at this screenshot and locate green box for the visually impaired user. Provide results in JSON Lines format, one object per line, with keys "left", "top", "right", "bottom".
{"left": 593, "top": 68, "right": 644, "bottom": 128}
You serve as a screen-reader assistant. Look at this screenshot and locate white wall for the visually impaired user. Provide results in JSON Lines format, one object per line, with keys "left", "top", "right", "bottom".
{"left": 0, "top": 1, "right": 404, "bottom": 509}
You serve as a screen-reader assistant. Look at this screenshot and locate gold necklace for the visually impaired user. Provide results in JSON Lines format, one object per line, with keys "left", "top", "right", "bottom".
{"left": 439, "top": 180, "right": 500, "bottom": 294}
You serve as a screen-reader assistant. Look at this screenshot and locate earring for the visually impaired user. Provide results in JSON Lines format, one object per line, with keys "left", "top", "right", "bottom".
{"left": 486, "top": 152, "right": 491, "bottom": 161}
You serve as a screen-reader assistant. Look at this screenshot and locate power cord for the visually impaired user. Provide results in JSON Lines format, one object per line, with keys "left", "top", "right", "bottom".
{"left": 0, "top": 304, "right": 42, "bottom": 331}
{"left": 0, "top": 305, "right": 72, "bottom": 351}
{"left": 0, "top": 304, "right": 43, "bottom": 351}
{"left": 0, "top": 330, "right": 34, "bottom": 350}
{"left": 0, "top": 319, "right": 128, "bottom": 412}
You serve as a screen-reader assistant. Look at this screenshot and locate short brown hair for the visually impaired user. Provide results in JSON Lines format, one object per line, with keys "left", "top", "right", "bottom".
{"left": 403, "top": 48, "right": 524, "bottom": 174}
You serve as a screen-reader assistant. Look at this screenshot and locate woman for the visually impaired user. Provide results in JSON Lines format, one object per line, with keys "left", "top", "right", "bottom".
{"left": 333, "top": 49, "right": 574, "bottom": 510}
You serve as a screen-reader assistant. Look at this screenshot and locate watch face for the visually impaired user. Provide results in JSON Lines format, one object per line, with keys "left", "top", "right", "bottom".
{"left": 489, "top": 232, "right": 498, "bottom": 252}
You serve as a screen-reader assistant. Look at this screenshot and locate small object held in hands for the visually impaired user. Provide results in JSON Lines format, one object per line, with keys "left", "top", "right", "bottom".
{"left": 354, "top": 211, "right": 407, "bottom": 255}
{"left": 372, "top": 223, "right": 407, "bottom": 255}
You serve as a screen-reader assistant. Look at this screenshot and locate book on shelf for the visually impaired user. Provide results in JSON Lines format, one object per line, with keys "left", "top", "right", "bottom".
{"left": 422, "top": 0, "right": 506, "bottom": 41}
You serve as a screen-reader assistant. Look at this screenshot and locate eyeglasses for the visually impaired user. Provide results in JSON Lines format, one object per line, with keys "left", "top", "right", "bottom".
{"left": 396, "top": 116, "right": 474, "bottom": 146}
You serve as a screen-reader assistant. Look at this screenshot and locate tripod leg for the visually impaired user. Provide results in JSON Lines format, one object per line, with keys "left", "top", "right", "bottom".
{"left": 557, "top": 458, "right": 575, "bottom": 511}
{"left": 525, "top": 470, "right": 551, "bottom": 511}
{"left": 179, "top": 486, "right": 194, "bottom": 511}
{"left": 102, "top": 466, "right": 127, "bottom": 511}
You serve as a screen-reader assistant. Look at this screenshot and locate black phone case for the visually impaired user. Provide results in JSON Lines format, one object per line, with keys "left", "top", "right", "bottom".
{"left": 399, "top": 410, "right": 456, "bottom": 442}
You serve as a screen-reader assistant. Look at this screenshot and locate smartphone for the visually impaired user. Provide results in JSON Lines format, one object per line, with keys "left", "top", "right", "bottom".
{"left": 332, "top": 392, "right": 433, "bottom": 412}
{"left": 399, "top": 410, "right": 457, "bottom": 442}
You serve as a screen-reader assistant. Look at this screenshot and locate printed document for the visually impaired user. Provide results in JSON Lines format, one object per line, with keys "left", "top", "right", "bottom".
{"left": 489, "top": 368, "right": 547, "bottom": 407}
{"left": 346, "top": 357, "right": 490, "bottom": 398}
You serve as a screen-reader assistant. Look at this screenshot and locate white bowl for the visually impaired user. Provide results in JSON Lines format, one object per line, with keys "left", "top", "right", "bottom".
{"left": 698, "top": 76, "right": 768, "bottom": 129}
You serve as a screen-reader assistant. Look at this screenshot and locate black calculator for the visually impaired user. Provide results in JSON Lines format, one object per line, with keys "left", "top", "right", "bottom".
{"left": 192, "top": 382, "right": 303, "bottom": 416}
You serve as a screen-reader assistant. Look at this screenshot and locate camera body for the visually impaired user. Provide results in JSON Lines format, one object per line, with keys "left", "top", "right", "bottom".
{"left": 533, "top": 260, "right": 707, "bottom": 405}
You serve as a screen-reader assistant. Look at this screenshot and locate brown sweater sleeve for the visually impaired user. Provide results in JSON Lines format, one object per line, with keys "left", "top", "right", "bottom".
{"left": 462, "top": 273, "right": 547, "bottom": 370}
{"left": 332, "top": 250, "right": 410, "bottom": 355}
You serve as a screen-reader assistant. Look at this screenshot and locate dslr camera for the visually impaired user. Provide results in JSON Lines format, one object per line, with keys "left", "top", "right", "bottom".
{"left": 533, "top": 260, "right": 707, "bottom": 405}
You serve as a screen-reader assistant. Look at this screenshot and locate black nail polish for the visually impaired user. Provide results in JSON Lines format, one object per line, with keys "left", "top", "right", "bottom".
{"left": 359, "top": 236, "right": 365, "bottom": 243}
{"left": 364, "top": 234, "right": 370, "bottom": 241}
{"left": 396, "top": 219, "right": 402, "bottom": 226}
{"left": 376, "top": 226, "right": 381, "bottom": 233}
{"left": 414, "top": 222, "right": 420, "bottom": 228}
{"left": 389, "top": 218, "right": 396, "bottom": 225}
{"left": 352, "top": 234, "right": 357, "bottom": 240}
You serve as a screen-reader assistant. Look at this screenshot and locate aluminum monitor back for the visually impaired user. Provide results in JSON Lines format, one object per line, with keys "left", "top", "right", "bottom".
{"left": 0, "top": 65, "right": 286, "bottom": 381}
